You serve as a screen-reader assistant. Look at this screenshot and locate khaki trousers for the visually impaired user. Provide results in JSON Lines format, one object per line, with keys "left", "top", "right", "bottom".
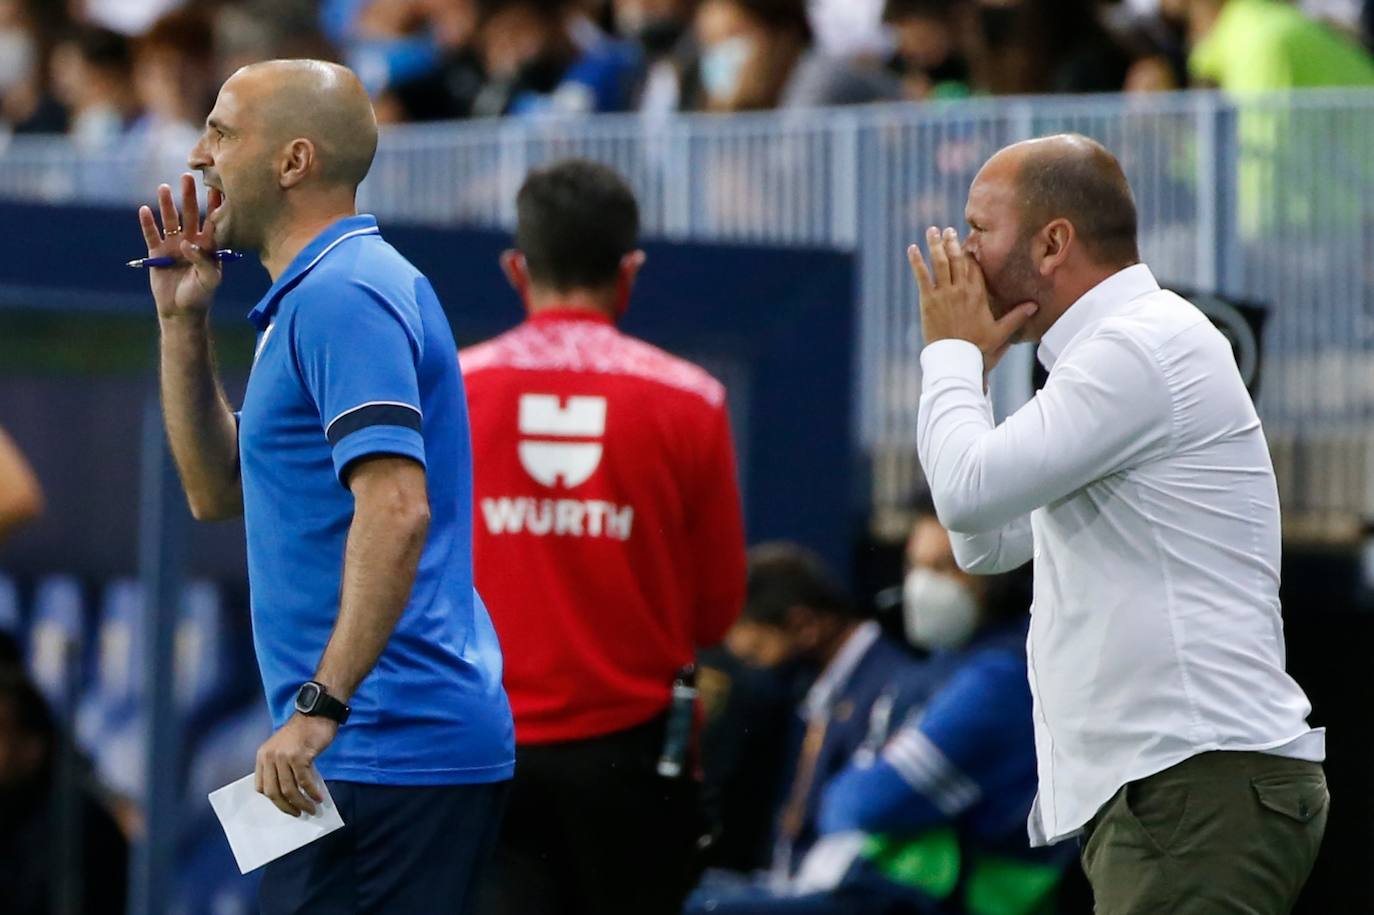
{"left": 1081, "top": 750, "right": 1328, "bottom": 914}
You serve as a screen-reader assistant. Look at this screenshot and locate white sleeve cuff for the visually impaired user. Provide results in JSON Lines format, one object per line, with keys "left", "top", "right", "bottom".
{"left": 920, "top": 339, "right": 984, "bottom": 381}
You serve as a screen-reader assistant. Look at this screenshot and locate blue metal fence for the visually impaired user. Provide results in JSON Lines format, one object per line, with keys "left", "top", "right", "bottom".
{"left": 5, "top": 89, "right": 1370, "bottom": 531}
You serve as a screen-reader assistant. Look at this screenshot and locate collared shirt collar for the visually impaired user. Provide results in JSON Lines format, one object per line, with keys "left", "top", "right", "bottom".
{"left": 528, "top": 307, "right": 615, "bottom": 326}
{"left": 802, "top": 620, "right": 882, "bottom": 722}
{"left": 1035, "top": 263, "right": 1160, "bottom": 371}
{"left": 246, "top": 214, "right": 381, "bottom": 329}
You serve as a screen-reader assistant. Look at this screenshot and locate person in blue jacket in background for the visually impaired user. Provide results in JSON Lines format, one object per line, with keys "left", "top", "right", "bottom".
{"left": 688, "top": 498, "right": 1073, "bottom": 914}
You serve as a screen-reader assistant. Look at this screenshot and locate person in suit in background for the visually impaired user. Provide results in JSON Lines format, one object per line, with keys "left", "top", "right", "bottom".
{"left": 686, "top": 541, "right": 952, "bottom": 913}
{"left": 801, "top": 497, "right": 1072, "bottom": 915}
{"left": 0, "top": 425, "right": 43, "bottom": 546}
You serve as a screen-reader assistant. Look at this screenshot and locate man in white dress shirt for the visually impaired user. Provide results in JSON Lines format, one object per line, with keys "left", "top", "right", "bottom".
{"left": 911, "top": 133, "right": 1327, "bottom": 914}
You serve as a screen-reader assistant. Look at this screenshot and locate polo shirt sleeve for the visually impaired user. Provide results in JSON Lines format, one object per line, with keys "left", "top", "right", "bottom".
{"left": 291, "top": 281, "right": 426, "bottom": 484}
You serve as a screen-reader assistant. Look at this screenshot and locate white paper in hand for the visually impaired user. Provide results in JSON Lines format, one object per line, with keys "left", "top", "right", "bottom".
{"left": 208, "top": 771, "right": 344, "bottom": 874}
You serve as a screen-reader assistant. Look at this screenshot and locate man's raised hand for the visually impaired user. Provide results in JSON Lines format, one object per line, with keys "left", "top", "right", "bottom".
{"left": 138, "top": 173, "right": 224, "bottom": 320}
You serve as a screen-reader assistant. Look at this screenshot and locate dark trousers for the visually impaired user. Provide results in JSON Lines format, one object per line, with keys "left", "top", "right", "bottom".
{"left": 479, "top": 715, "right": 703, "bottom": 915}
{"left": 1081, "top": 751, "right": 1328, "bottom": 914}
{"left": 259, "top": 780, "right": 509, "bottom": 915}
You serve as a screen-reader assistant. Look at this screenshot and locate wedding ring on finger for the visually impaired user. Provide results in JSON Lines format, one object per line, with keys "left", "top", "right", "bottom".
{"left": 166, "top": 227, "right": 183, "bottom": 236}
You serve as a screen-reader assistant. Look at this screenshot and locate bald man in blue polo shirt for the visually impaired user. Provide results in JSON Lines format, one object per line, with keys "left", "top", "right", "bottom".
{"left": 137, "top": 60, "right": 513, "bottom": 913}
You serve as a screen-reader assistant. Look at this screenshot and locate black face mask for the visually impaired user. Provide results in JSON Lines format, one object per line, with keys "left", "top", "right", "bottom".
{"left": 978, "top": 6, "right": 1020, "bottom": 47}
{"left": 512, "top": 53, "right": 569, "bottom": 95}
{"left": 637, "top": 17, "right": 687, "bottom": 56}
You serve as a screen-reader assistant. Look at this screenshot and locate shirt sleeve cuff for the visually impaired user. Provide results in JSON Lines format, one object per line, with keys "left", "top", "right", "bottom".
{"left": 920, "top": 339, "right": 984, "bottom": 382}
{"left": 331, "top": 427, "right": 427, "bottom": 486}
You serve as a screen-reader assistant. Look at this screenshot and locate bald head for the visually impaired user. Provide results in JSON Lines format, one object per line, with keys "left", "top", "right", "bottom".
{"left": 230, "top": 59, "right": 379, "bottom": 190}
{"left": 986, "top": 134, "right": 1139, "bottom": 269}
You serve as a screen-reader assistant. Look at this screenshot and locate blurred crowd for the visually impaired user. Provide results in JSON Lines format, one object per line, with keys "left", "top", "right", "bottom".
{"left": 3, "top": 0, "right": 1374, "bottom": 152}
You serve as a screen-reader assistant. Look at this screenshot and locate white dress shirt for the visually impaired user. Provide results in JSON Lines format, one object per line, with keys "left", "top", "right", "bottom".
{"left": 916, "top": 264, "right": 1324, "bottom": 846}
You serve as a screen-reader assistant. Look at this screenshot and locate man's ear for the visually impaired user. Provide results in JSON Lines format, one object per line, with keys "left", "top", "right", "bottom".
{"left": 500, "top": 249, "right": 529, "bottom": 296}
{"left": 614, "top": 250, "right": 647, "bottom": 315}
{"left": 279, "top": 138, "right": 315, "bottom": 189}
{"left": 1038, "top": 218, "right": 1075, "bottom": 276}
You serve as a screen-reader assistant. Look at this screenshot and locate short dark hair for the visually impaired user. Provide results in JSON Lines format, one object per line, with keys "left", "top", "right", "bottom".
{"left": 477, "top": 0, "right": 569, "bottom": 20}
{"left": 743, "top": 542, "right": 855, "bottom": 626}
{"left": 1016, "top": 135, "right": 1139, "bottom": 268}
{"left": 727, "top": 0, "right": 813, "bottom": 40}
{"left": 515, "top": 159, "right": 641, "bottom": 292}
{"left": 882, "top": 0, "right": 950, "bottom": 23}
{"left": 68, "top": 26, "right": 133, "bottom": 74}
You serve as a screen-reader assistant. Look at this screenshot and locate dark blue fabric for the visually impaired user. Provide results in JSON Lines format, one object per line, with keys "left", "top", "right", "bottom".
{"left": 778, "top": 635, "right": 959, "bottom": 875}
{"left": 819, "top": 622, "right": 1038, "bottom": 843}
{"left": 238, "top": 214, "right": 513, "bottom": 785}
{"left": 258, "top": 780, "right": 508, "bottom": 915}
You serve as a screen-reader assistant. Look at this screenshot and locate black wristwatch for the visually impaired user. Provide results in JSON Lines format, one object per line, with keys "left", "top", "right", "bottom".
{"left": 295, "top": 680, "right": 351, "bottom": 725}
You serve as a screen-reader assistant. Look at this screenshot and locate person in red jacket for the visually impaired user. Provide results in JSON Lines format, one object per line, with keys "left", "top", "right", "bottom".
{"left": 464, "top": 158, "right": 747, "bottom": 915}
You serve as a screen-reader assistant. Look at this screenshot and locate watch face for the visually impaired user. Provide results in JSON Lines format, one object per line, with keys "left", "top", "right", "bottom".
{"left": 296, "top": 682, "right": 321, "bottom": 712}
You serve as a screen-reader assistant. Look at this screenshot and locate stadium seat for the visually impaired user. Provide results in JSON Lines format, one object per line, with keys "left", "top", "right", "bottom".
{"left": 0, "top": 573, "right": 21, "bottom": 640}
{"left": 26, "top": 574, "right": 88, "bottom": 716}
{"left": 178, "top": 699, "right": 273, "bottom": 915}
{"left": 77, "top": 578, "right": 148, "bottom": 801}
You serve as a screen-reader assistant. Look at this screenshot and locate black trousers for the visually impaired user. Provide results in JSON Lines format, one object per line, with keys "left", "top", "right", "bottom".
{"left": 479, "top": 714, "right": 703, "bottom": 915}
{"left": 259, "top": 780, "right": 509, "bottom": 915}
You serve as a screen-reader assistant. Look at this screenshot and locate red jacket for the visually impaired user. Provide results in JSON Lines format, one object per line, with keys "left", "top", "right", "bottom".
{"left": 461, "top": 310, "right": 747, "bottom": 744}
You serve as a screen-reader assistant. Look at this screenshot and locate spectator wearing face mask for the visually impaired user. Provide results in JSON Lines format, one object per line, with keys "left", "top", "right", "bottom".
{"left": 613, "top": 0, "right": 701, "bottom": 117}
{"left": 691, "top": 505, "right": 1069, "bottom": 915}
{"left": 0, "top": 0, "right": 69, "bottom": 135}
{"left": 800, "top": 497, "right": 1072, "bottom": 915}
{"left": 691, "top": 0, "right": 898, "bottom": 112}
{"left": 684, "top": 542, "right": 952, "bottom": 914}
{"left": 473, "top": 0, "right": 641, "bottom": 117}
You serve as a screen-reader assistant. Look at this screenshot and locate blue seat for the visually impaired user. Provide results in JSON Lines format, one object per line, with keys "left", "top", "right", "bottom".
{"left": 26, "top": 574, "right": 88, "bottom": 716}
{"left": 176, "top": 579, "right": 240, "bottom": 724}
{"left": 77, "top": 578, "right": 148, "bottom": 801}
{"left": 178, "top": 699, "right": 273, "bottom": 915}
{"left": 173, "top": 829, "right": 262, "bottom": 915}
{"left": 0, "top": 573, "right": 21, "bottom": 641}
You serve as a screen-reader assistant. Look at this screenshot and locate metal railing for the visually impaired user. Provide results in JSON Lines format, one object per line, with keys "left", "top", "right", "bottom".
{"left": 4, "top": 89, "right": 1373, "bottom": 534}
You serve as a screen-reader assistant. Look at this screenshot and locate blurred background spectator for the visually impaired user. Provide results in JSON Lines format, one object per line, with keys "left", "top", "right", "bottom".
{"left": 1166, "top": 0, "right": 1374, "bottom": 90}
{"left": 48, "top": 26, "right": 135, "bottom": 149}
{"left": 694, "top": 0, "right": 898, "bottom": 111}
{"left": 3, "top": 0, "right": 1374, "bottom": 137}
{"left": 0, "top": 660, "right": 129, "bottom": 915}
{"left": 882, "top": 0, "right": 972, "bottom": 100}
{"left": 687, "top": 542, "right": 947, "bottom": 912}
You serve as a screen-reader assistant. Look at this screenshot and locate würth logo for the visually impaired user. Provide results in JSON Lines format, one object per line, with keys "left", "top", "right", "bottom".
{"left": 517, "top": 394, "right": 607, "bottom": 488}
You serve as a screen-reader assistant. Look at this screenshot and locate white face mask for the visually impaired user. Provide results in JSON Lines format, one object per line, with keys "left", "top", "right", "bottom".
{"left": 699, "top": 36, "right": 753, "bottom": 100}
{"left": 903, "top": 568, "right": 979, "bottom": 651}
{"left": 0, "top": 28, "right": 35, "bottom": 92}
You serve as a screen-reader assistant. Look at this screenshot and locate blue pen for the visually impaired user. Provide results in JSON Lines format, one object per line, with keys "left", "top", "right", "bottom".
{"left": 126, "top": 249, "right": 245, "bottom": 269}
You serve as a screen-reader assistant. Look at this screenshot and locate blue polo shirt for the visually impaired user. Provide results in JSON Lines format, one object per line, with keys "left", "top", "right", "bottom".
{"left": 237, "top": 214, "right": 514, "bottom": 785}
